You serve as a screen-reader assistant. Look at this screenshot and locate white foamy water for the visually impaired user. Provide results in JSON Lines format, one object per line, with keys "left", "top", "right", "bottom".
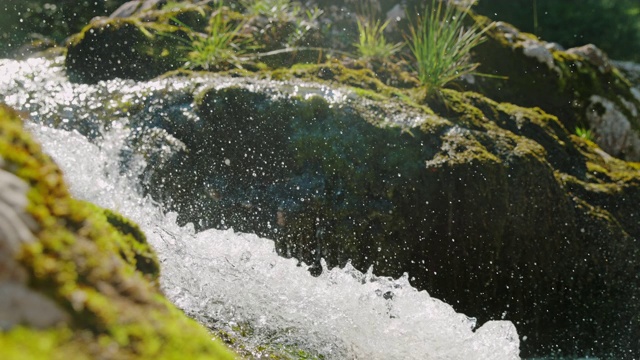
{"left": 4, "top": 57, "right": 520, "bottom": 359}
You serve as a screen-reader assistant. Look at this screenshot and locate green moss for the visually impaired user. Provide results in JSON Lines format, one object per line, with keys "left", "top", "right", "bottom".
{"left": 0, "top": 326, "right": 88, "bottom": 360}
{"left": 94, "top": 203, "right": 160, "bottom": 280}
{"left": 214, "top": 327, "right": 326, "bottom": 360}
{"left": 271, "top": 61, "right": 405, "bottom": 97}
{"left": 0, "top": 104, "right": 237, "bottom": 359}
{"left": 472, "top": 16, "right": 640, "bottom": 147}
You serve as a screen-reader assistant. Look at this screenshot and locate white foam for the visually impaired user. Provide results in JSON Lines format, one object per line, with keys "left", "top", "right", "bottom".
{"left": 28, "top": 120, "right": 520, "bottom": 360}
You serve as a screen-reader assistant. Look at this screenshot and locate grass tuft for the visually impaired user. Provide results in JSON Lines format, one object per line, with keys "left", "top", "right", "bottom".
{"left": 407, "top": 0, "right": 491, "bottom": 95}
{"left": 575, "top": 126, "right": 595, "bottom": 141}
{"left": 355, "top": 18, "right": 403, "bottom": 61}
{"left": 183, "top": 4, "right": 249, "bottom": 70}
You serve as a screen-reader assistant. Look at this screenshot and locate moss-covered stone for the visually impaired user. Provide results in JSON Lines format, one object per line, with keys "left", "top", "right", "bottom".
{"left": 469, "top": 16, "right": 640, "bottom": 161}
{"left": 0, "top": 104, "right": 237, "bottom": 360}
{"left": 132, "top": 65, "right": 640, "bottom": 357}
{"left": 66, "top": 16, "right": 191, "bottom": 84}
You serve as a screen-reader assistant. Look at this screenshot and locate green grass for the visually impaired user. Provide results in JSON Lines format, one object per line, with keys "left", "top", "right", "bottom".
{"left": 354, "top": 16, "right": 403, "bottom": 61}
{"left": 407, "top": 0, "right": 491, "bottom": 95}
{"left": 241, "top": 0, "right": 294, "bottom": 21}
{"left": 576, "top": 126, "right": 595, "bottom": 141}
{"left": 183, "top": 4, "right": 248, "bottom": 70}
{"left": 240, "top": 0, "right": 323, "bottom": 48}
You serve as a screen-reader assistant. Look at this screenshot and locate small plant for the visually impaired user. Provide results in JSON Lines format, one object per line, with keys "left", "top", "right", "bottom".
{"left": 183, "top": 4, "right": 249, "bottom": 70}
{"left": 241, "top": 0, "right": 323, "bottom": 48}
{"left": 353, "top": 0, "right": 403, "bottom": 61}
{"left": 354, "top": 15, "right": 403, "bottom": 61}
{"left": 241, "top": 0, "right": 294, "bottom": 21}
{"left": 287, "top": 5, "right": 323, "bottom": 47}
{"left": 576, "top": 126, "right": 595, "bottom": 141}
{"left": 408, "top": 0, "right": 491, "bottom": 94}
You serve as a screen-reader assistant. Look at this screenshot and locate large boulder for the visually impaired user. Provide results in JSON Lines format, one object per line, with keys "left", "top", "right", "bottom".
{"left": 125, "top": 63, "right": 640, "bottom": 357}
{"left": 0, "top": 104, "right": 236, "bottom": 360}
{"left": 64, "top": 0, "right": 326, "bottom": 83}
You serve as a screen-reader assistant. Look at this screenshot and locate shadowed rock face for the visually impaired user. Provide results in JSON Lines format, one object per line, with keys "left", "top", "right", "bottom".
{"left": 65, "top": 16, "right": 190, "bottom": 84}
{"left": 125, "top": 71, "right": 640, "bottom": 357}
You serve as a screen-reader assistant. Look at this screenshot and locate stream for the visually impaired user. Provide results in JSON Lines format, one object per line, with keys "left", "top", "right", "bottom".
{"left": 1, "top": 56, "right": 522, "bottom": 359}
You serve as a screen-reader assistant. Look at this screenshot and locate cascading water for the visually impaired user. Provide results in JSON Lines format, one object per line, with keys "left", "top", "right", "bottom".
{"left": 0, "top": 57, "right": 521, "bottom": 359}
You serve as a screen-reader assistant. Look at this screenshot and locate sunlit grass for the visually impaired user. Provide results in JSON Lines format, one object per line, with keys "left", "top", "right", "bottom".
{"left": 240, "top": 0, "right": 323, "bottom": 48}
{"left": 183, "top": 4, "right": 248, "bottom": 70}
{"left": 575, "top": 126, "right": 595, "bottom": 141}
{"left": 408, "top": 0, "right": 492, "bottom": 95}
{"left": 354, "top": 16, "right": 403, "bottom": 61}
{"left": 241, "top": 0, "right": 295, "bottom": 21}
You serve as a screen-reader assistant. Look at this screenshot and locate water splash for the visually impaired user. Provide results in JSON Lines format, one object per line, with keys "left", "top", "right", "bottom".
{"left": 32, "top": 123, "right": 520, "bottom": 359}
{"left": 5, "top": 57, "right": 520, "bottom": 359}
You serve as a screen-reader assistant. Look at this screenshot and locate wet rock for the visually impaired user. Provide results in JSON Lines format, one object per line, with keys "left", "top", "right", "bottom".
{"left": 64, "top": 1, "right": 217, "bottom": 84}
{"left": 0, "top": 157, "right": 66, "bottom": 330}
{"left": 128, "top": 68, "right": 640, "bottom": 357}
{"left": 65, "top": 16, "right": 190, "bottom": 84}
{"left": 585, "top": 95, "right": 640, "bottom": 159}
{"left": 0, "top": 1, "right": 125, "bottom": 58}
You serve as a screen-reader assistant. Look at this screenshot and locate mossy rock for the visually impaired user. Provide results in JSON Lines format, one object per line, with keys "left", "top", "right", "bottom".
{"left": 0, "top": 104, "right": 237, "bottom": 359}
{"left": 66, "top": 16, "right": 191, "bottom": 84}
{"left": 0, "top": 0, "right": 126, "bottom": 58}
{"left": 469, "top": 15, "right": 640, "bottom": 161}
{"left": 133, "top": 66, "right": 640, "bottom": 357}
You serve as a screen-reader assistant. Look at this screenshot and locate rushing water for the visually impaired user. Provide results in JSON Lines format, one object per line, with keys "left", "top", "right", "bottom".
{"left": 1, "top": 57, "right": 521, "bottom": 359}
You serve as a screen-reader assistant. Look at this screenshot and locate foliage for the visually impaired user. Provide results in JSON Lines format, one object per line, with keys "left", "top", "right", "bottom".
{"left": 183, "top": 4, "right": 249, "bottom": 70}
{"left": 354, "top": 0, "right": 404, "bottom": 60}
{"left": 353, "top": 1, "right": 403, "bottom": 61}
{"left": 407, "top": 0, "right": 491, "bottom": 95}
{"left": 241, "top": 0, "right": 296, "bottom": 21}
{"left": 575, "top": 126, "right": 594, "bottom": 141}
{"left": 288, "top": 6, "right": 324, "bottom": 48}
{"left": 473, "top": 0, "right": 640, "bottom": 61}
{"left": 240, "top": 0, "right": 323, "bottom": 48}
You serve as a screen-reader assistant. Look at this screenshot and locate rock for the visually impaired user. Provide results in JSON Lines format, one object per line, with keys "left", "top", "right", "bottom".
{"left": 566, "top": 44, "right": 613, "bottom": 73}
{"left": 0, "top": 1, "right": 124, "bottom": 58}
{"left": 469, "top": 14, "right": 640, "bottom": 161}
{"left": 0, "top": 104, "right": 236, "bottom": 359}
{"left": 65, "top": 16, "right": 191, "bottom": 84}
{"left": 585, "top": 95, "right": 640, "bottom": 159}
{"left": 0, "top": 159, "right": 39, "bottom": 252}
{"left": 128, "top": 64, "right": 640, "bottom": 357}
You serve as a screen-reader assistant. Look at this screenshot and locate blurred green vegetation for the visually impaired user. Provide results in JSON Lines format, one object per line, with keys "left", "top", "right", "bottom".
{"left": 474, "top": 0, "right": 640, "bottom": 60}
{"left": 0, "top": 0, "right": 128, "bottom": 57}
